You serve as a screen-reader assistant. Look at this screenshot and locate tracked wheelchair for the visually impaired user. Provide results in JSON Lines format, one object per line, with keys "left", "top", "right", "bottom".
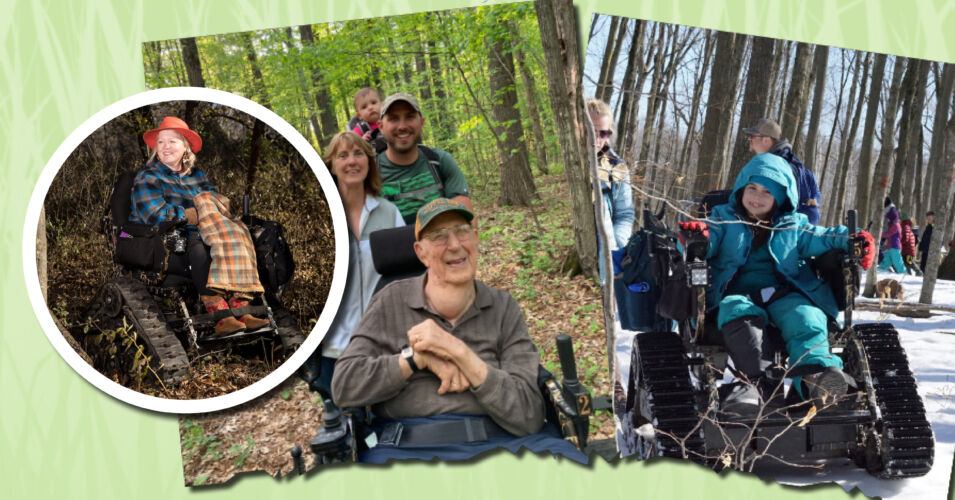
{"left": 79, "top": 171, "right": 305, "bottom": 386}
{"left": 618, "top": 191, "right": 934, "bottom": 478}
{"left": 290, "top": 224, "right": 614, "bottom": 469}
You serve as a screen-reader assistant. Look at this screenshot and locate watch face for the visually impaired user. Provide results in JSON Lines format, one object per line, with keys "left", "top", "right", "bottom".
{"left": 401, "top": 346, "right": 413, "bottom": 359}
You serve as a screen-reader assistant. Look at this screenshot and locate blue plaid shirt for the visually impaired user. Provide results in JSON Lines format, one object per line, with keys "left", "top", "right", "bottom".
{"left": 129, "top": 158, "right": 215, "bottom": 225}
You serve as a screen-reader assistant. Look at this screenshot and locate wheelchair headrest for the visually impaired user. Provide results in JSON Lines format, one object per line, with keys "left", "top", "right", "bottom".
{"left": 109, "top": 171, "right": 138, "bottom": 225}
{"left": 370, "top": 225, "right": 426, "bottom": 293}
{"left": 697, "top": 189, "right": 732, "bottom": 218}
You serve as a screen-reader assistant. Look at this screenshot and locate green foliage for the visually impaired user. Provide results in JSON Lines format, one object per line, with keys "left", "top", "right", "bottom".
{"left": 141, "top": 3, "right": 560, "bottom": 182}
{"left": 229, "top": 435, "right": 256, "bottom": 467}
{"left": 181, "top": 420, "right": 222, "bottom": 460}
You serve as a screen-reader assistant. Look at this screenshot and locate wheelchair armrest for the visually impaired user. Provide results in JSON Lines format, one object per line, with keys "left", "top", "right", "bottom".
{"left": 538, "top": 335, "right": 593, "bottom": 450}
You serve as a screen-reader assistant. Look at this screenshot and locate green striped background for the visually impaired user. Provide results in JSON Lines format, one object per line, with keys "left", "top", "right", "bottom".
{"left": 2, "top": 0, "right": 951, "bottom": 498}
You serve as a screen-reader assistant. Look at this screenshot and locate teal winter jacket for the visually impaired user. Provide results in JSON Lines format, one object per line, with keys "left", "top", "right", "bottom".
{"left": 704, "top": 154, "right": 850, "bottom": 320}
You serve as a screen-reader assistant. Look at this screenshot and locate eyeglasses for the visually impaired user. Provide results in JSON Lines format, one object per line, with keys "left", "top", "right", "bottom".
{"left": 421, "top": 223, "right": 475, "bottom": 246}
{"left": 597, "top": 129, "right": 613, "bottom": 139}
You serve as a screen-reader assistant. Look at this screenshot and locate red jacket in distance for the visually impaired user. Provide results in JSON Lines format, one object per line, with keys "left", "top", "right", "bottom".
{"left": 901, "top": 219, "right": 917, "bottom": 257}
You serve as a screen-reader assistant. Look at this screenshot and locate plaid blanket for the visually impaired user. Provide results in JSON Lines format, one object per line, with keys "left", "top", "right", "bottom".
{"left": 193, "top": 191, "right": 264, "bottom": 298}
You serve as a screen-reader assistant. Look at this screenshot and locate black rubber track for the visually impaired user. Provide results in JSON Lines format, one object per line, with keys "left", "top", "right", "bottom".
{"left": 629, "top": 331, "right": 706, "bottom": 462}
{"left": 108, "top": 277, "right": 190, "bottom": 385}
{"left": 272, "top": 306, "right": 305, "bottom": 353}
{"left": 854, "top": 322, "right": 934, "bottom": 479}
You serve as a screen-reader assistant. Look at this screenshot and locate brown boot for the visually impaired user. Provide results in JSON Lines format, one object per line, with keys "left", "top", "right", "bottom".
{"left": 202, "top": 295, "right": 246, "bottom": 338}
{"left": 228, "top": 298, "right": 271, "bottom": 331}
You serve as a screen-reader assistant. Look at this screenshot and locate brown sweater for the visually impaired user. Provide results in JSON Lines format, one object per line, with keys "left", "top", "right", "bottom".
{"left": 330, "top": 273, "right": 545, "bottom": 436}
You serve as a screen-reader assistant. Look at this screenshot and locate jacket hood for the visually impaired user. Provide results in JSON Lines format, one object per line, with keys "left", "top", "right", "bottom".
{"left": 731, "top": 153, "right": 798, "bottom": 216}
{"left": 886, "top": 206, "right": 899, "bottom": 223}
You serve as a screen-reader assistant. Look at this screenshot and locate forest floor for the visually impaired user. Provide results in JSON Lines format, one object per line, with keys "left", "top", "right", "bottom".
{"left": 178, "top": 172, "right": 615, "bottom": 486}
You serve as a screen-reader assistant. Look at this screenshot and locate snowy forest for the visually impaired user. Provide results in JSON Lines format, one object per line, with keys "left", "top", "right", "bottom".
{"left": 584, "top": 15, "right": 955, "bottom": 304}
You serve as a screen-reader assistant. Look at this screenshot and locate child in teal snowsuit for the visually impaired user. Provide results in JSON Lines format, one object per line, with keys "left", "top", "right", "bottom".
{"left": 698, "top": 153, "right": 853, "bottom": 406}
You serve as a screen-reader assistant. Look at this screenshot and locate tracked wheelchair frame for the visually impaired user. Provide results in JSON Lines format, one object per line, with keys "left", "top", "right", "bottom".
{"left": 79, "top": 171, "right": 305, "bottom": 385}
{"left": 620, "top": 190, "right": 934, "bottom": 479}
{"left": 291, "top": 224, "right": 612, "bottom": 469}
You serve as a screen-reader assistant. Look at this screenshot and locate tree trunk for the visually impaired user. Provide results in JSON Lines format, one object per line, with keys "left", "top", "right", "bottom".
{"left": 638, "top": 24, "right": 667, "bottom": 170}
{"left": 919, "top": 63, "right": 955, "bottom": 305}
{"left": 180, "top": 37, "right": 205, "bottom": 88}
{"left": 240, "top": 32, "right": 270, "bottom": 108}
{"left": 511, "top": 21, "right": 550, "bottom": 175}
{"left": 893, "top": 59, "right": 930, "bottom": 209}
{"left": 780, "top": 42, "right": 813, "bottom": 143}
{"left": 679, "top": 30, "right": 715, "bottom": 196}
{"left": 487, "top": 26, "right": 536, "bottom": 206}
{"left": 819, "top": 51, "right": 852, "bottom": 204}
{"left": 803, "top": 45, "right": 829, "bottom": 168}
{"left": 299, "top": 25, "right": 339, "bottom": 146}
{"left": 831, "top": 52, "right": 871, "bottom": 226}
{"left": 729, "top": 35, "right": 774, "bottom": 180}
{"left": 696, "top": 31, "right": 745, "bottom": 196}
{"left": 38, "top": 206, "right": 48, "bottom": 302}
{"left": 595, "top": 15, "right": 621, "bottom": 102}
{"left": 861, "top": 57, "right": 906, "bottom": 297}
{"left": 427, "top": 35, "right": 450, "bottom": 144}
{"left": 773, "top": 41, "right": 793, "bottom": 120}
{"left": 853, "top": 53, "right": 887, "bottom": 227}
{"left": 615, "top": 20, "right": 641, "bottom": 153}
{"left": 283, "top": 28, "right": 320, "bottom": 144}
{"left": 535, "top": 0, "right": 599, "bottom": 280}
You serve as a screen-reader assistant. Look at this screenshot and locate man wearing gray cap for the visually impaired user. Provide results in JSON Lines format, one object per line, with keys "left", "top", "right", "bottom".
{"left": 744, "top": 118, "right": 821, "bottom": 224}
{"left": 376, "top": 92, "right": 472, "bottom": 224}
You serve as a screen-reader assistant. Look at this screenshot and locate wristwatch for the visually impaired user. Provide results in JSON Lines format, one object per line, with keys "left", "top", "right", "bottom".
{"left": 401, "top": 346, "right": 420, "bottom": 373}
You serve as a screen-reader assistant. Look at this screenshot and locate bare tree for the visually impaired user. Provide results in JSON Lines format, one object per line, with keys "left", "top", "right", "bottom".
{"left": 803, "top": 45, "right": 829, "bottom": 167}
{"left": 893, "top": 59, "right": 931, "bottom": 209}
{"left": 779, "top": 42, "right": 813, "bottom": 143}
{"left": 595, "top": 15, "right": 623, "bottom": 102}
{"left": 616, "top": 19, "right": 645, "bottom": 158}
{"left": 535, "top": 0, "right": 599, "bottom": 280}
{"left": 729, "top": 35, "right": 775, "bottom": 180}
{"left": 853, "top": 53, "right": 887, "bottom": 226}
{"left": 829, "top": 52, "right": 870, "bottom": 225}
{"left": 696, "top": 31, "right": 746, "bottom": 196}
{"left": 862, "top": 57, "right": 906, "bottom": 297}
{"left": 920, "top": 63, "right": 955, "bottom": 304}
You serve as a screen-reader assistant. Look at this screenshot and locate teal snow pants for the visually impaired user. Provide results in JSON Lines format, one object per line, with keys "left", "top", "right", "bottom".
{"left": 878, "top": 247, "right": 906, "bottom": 273}
{"left": 717, "top": 293, "right": 843, "bottom": 398}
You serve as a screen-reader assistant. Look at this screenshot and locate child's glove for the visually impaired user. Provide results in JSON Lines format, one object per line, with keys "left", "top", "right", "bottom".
{"left": 678, "top": 221, "right": 709, "bottom": 261}
{"left": 856, "top": 230, "right": 875, "bottom": 270}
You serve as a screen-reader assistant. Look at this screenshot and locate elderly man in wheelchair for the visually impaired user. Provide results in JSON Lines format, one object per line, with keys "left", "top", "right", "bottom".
{"left": 295, "top": 199, "right": 593, "bottom": 466}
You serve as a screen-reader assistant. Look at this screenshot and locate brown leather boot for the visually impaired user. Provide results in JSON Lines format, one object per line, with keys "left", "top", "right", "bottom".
{"left": 228, "top": 298, "right": 271, "bottom": 331}
{"left": 202, "top": 295, "right": 246, "bottom": 337}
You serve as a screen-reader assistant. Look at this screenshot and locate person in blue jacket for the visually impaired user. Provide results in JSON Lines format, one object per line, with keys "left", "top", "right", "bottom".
{"left": 680, "top": 153, "right": 874, "bottom": 413}
{"left": 587, "top": 98, "right": 634, "bottom": 283}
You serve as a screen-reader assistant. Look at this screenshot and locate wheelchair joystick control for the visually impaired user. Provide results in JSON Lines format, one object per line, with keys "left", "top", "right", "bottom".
{"left": 555, "top": 334, "right": 592, "bottom": 449}
{"left": 290, "top": 445, "right": 304, "bottom": 475}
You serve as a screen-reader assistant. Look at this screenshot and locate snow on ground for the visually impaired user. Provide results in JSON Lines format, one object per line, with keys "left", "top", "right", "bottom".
{"left": 613, "top": 269, "right": 955, "bottom": 499}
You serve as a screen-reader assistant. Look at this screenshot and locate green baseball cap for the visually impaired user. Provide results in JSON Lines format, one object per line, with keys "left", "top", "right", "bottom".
{"left": 414, "top": 198, "right": 474, "bottom": 240}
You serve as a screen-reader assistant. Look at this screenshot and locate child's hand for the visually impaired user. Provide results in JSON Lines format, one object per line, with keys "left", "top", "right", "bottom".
{"left": 855, "top": 230, "right": 875, "bottom": 270}
{"left": 363, "top": 130, "right": 373, "bottom": 141}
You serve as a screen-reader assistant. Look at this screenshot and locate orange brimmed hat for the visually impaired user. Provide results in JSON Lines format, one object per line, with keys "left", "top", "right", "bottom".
{"left": 143, "top": 116, "right": 203, "bottom": 152}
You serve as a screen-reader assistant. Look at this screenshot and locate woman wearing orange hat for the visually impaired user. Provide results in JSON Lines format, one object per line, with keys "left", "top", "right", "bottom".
{"left": 130, "top": 116, "right": 268, "bottom": 337}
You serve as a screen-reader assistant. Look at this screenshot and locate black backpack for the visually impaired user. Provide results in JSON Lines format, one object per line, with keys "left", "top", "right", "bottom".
{"left": 242, "top": 215, "right": 295, "bottom": 296}
{"left": 346, "top": 116, "right": 388, "bottom": 154}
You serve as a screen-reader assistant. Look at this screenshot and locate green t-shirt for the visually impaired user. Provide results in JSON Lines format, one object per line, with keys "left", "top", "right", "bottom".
{"left": 377, "top": 146, "right": 470, "bottom": 224}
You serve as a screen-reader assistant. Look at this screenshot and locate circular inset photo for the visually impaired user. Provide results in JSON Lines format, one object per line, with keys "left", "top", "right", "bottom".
{"left": 24, "top": 88, "right": 347, "bottom": 413}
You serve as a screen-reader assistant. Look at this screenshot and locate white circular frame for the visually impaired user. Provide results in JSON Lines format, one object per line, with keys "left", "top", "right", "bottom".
{"left": 23, "top": 87, "right": 348, "bottom": 414}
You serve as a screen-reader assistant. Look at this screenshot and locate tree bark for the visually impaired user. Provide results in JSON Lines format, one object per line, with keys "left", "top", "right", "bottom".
{"left": 679, "top": 30, "right": 715, "bottom": 196}
{"left": 853, "top": 52, "right": 887, "bottom": 228}
{"left": 696, "top": 31, "right": 745, "bottom": 196}
{"left": 920, "top": 63, "right": 955, "bottom": 305}
{"left": 240, "top": 32, "right": 270, "bottom": 108}
{"left": 893, "top": 59, "right": 930, "bottom": 209}
{"left": 862, "top": 56, "right": 906, "bottom": 297}
{"left": 595, "top": 16, "right": 621, "bottom": 102}
{"left": 511, "top": 21, "right": 550, "bottom": 175}
{"left": 803, "top": 45, "right": 829, "bottom": 168}
{"left": 180, "top": 37, "right": 205, "bottom": 88}
{"left": 487, "top": 25, "right": 536, "bottom": 206}
{"left": 283, "top": 28, "right": 320, "bottom": 144}
{"left": 299, "top": 25, "right": 339, "bottom": 147}
{"left": 729, "top": 35, "right": 774, "bottom": 180}
{"left": 616, "top": 19, "right": 644, "bottom": 157}
{"left": 535, "top": 0, "right": 599, "bottom": 280}
{"left": 830, "top": 52, "right": 871, "bottom": 226}
{"left": 780, "top": 42, "right": 813, "bottom": 143}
